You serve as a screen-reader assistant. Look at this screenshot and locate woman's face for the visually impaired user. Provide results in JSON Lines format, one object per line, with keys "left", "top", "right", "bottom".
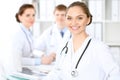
{"left": 66, "top": 6, "right": 90, "bottom": 35}
{"left": 19, "top": 8, "right": 35, "bottom": 29}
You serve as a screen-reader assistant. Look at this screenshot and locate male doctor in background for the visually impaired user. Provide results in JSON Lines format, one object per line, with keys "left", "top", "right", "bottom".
{"left": 34, "top": 4, "right": 71, "bottom": 65}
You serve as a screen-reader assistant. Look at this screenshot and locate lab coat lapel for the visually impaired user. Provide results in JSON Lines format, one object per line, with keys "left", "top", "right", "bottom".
{"left": 51, "top": 25, "right": 63, "bottom": 43}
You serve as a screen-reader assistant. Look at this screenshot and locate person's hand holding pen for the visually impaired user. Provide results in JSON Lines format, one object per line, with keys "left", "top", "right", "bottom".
{"left": 41, "top": 52, "right": 56, "bottom": 65}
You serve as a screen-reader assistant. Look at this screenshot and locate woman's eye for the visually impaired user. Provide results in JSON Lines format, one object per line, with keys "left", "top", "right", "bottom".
{"left": 66, "top": 17, "right": 72, "bottom": 20}
{"left": 33, "top": 14, "right": 35, "bottom": 17}
{"left": 26, "top": 14, "right": 30, "bottom": 17}
{"left": 78, "top": 17, "right": 83, "bottom": 20}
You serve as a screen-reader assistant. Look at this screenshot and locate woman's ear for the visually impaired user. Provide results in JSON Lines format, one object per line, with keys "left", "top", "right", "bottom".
{"left": 87, "top": 17, "right": 90, "bottom": 25}
{"left": 18, "top": 15, "right": 21, "bottom": 22}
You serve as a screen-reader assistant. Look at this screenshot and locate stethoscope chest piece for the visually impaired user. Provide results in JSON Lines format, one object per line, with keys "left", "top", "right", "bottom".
{"left": 71, "top": 69, "right": 78, "bottom": 77}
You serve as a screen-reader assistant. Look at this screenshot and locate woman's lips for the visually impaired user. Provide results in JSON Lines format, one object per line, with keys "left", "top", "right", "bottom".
{"left": 71, "top": 26, "right": 80, "bottom": 30}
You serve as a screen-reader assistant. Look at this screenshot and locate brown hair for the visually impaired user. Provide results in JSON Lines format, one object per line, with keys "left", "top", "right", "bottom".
{"left": 67, "top": 1, "right": 92, "bottom": 25}
{"left": 54, "top": 4, "right": 67, "bottom": 13}
{"left": 15, "top": 4, "right": 35, "bottom": 22}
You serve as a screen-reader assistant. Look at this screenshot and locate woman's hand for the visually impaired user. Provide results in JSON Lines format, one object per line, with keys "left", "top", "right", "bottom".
{"left": 41, "top": 53, "right": 56, "bottom": 65}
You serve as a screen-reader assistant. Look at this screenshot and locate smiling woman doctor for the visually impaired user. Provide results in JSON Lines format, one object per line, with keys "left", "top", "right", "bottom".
{"left": 43, "top": 1, "right": 120, "bottom": 80}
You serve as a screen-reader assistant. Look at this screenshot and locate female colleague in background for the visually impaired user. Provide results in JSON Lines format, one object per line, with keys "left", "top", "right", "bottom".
{"left": 34, "top": 4, "right": 71, "bottom": 64}
{"left": 10, "top": 4, "right": 41, "bottom": 72}
{"left": 43, "top": 1, "right": 120, "bottom": 80}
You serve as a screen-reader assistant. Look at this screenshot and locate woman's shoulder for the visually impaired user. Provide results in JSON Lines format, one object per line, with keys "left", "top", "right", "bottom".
{"left": 91, "top": 37, "right": 109, "bottom": 50}
{"left": 11, "top": 24, "right": 26, "bottom": 42}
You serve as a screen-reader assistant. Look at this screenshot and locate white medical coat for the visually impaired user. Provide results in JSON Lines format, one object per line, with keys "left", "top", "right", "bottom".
{"left": 34, "top": 24, "right": 71, "bottom": 56}
{"left": 10, "top": 23, "right": 39, "bottom": 67}
{"left": 43, "top": 36, "right": 120, "bottom": 80}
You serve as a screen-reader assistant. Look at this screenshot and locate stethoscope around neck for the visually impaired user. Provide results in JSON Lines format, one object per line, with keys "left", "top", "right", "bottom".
{"left": 20, "top": 25, "right": 32, "bottom": 53}
{"left": 60, "top": 38, "right": 91, "bottom": 77}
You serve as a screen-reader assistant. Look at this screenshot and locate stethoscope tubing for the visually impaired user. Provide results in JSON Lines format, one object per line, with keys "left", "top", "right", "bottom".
{"left": 60, "top": 38, "right": 91, "bottom": 69}
{"left": 20, "top": 25, "right": 32, "bottom": 53}
{"left": 75, "top": 39, "right": 91, "bottom": 69}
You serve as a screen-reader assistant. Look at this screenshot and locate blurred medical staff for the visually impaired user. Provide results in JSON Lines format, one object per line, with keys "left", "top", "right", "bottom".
{"left": 10, "top": 4, "right": 41, "bottom": 69}
{"left": 34, "top": 4, "right": 71, "bottom": 65}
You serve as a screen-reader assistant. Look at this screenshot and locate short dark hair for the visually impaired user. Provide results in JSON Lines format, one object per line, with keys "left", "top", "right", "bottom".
{"left": 54, "top": 4, "right": 67, "bottom": 13}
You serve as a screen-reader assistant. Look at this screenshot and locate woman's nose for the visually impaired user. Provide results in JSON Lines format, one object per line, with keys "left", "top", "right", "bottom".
{"left": 71, "top": 19, "right": 77, "bottom": 26}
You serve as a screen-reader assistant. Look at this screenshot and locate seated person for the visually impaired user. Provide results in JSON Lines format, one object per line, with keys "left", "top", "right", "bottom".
{"left": 8, "top": 4, "right": 42, "bottom": 73}
{"left": 34, "top": 4, "right": 71, "bottom": 65}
